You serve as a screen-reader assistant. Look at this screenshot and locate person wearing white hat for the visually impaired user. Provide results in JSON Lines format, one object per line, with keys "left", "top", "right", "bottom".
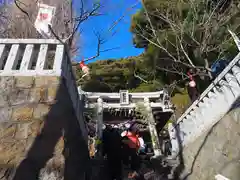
{"left": 120, "top": 122, "right": 131, "bottom": 137}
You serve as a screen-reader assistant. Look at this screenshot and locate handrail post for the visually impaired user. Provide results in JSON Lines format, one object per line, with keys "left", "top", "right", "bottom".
{"left": 95, "top": 97, "right": 103, "bottom": 157}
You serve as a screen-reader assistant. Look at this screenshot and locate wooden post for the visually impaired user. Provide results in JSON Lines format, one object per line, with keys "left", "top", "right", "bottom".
{"left": 144, "top": 97, "right": 162, "bottom": 157}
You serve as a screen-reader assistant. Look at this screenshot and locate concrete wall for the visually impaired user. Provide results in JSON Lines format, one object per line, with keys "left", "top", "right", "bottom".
{"left": 0, "top": 76, "right": 89, "bottom": 180}
{"left": 179, "top": 108, "right": 240, "bottom": 180}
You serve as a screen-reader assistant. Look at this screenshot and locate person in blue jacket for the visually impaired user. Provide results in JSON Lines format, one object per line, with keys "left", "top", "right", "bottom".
{"left": 211, "top": 58, "right": 228, "bottom": 79}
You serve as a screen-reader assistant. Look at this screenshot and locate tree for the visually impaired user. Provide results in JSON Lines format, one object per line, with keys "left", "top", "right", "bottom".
{"left": 131, "top": 0, "right": 240, "bottom": 89}
{"left": 76, "top": 54, "right": 168, "bottom": 93}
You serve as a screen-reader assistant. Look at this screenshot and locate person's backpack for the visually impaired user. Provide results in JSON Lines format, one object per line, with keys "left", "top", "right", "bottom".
{"left": 211, "top": 58, "right": 228, "bottom": 78}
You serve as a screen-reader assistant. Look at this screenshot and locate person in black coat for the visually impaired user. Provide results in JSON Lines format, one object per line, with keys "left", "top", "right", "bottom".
{"left": 187, "top": 68, "right": 200, "bottom": 103}
{"left": 102, "top": 126, "right": 123, "bottom": 180}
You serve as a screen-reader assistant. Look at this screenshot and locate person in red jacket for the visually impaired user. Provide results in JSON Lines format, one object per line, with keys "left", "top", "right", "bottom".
{"left": 121, "top": 122, "right": 141, "bottom": 179}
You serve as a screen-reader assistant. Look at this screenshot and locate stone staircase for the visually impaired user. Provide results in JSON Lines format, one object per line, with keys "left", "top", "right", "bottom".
{"left": 167, "top": 32, "right": 240, "bottom": 179}
{"left": 168, "top": 51, "right": 240, "bottom": 156}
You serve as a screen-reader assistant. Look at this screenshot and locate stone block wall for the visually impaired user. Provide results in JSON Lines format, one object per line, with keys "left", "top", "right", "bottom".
{"left": 0, "top": 76, "right": 89, "bottom": 180}
{"left": 179, "top": 108, "right": 240, "bottom": 180}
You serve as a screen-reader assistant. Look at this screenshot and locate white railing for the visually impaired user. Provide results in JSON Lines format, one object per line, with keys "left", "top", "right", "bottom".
{"left": 0, "top": 39, "right": 64, "bottom": 76}
{"left": 0, "top": 39, "right": 88, "bottom": 143}
{"left": 168, "top": 33, "right": 240, "bottom": 156}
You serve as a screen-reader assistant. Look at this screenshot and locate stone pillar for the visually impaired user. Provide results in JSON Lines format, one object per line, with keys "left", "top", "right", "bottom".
{"left": 95, "top": 97, "right": 103, "bottom": 157}
{"left": 144, "top": 97, "right": 162, "bottom": 157}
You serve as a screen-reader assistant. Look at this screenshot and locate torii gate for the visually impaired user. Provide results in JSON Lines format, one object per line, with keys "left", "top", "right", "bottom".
{"left": 79, "top": 88, "right": 174, "bottom": 157}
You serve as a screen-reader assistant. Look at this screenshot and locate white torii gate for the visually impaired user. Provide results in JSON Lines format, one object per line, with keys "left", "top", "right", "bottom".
{"left": 79, "top": 88, "right": 174, "bottom": 157}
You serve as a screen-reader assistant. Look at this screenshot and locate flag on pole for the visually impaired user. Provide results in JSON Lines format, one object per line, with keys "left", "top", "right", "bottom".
{"left": 34, "top": 3, "right": 56, "bottom": 38}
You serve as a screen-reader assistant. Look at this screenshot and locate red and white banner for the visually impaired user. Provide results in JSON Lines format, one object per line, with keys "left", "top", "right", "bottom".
{"left": 79, "top": 61, "right": 90, "bottom": 78}
{"left": 34, "top": 3, "right": 56, "bottom": 38}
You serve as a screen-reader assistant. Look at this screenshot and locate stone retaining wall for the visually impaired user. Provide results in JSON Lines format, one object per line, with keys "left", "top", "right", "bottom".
{"left": 0, "top": 76, "right": 89, "bottom": 180}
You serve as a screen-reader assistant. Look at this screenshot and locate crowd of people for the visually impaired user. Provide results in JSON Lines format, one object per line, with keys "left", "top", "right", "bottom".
{"left": 101, "top": 122, "right": 146, "bottom": 180}
{"left": 92, "top": 62, "right": 228, "bottom": 180}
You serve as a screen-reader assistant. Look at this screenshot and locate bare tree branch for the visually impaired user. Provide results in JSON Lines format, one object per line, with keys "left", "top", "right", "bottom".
{"left": 141, "top": 1, "right": 196, "bottom": 67}
{"left": 132, "top": 0, "right": 238, "bottom": 83}
{"left": 14, "top": 0, "right": 30, "bottom": 19}
{"left": 134, "top": 70, "right": 148, "bottom": 83}
{"left": 71, "top": 2, "right": 141, "bottom": 64}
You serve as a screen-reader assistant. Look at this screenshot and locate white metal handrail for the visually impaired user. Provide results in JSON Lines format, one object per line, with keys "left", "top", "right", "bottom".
{"left": 168, "top": 31, "right": 240, "bottom": 155}
{"left": 174, "top": 31, "right": 240, "bottom": 126}
{"left": 173, "top": 52, "right": 240, "bottom": 126}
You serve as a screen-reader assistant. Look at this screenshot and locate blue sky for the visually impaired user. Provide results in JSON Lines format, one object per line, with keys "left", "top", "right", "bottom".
{"left": 76, "top": 0, "right": 144, "bottom": 63}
